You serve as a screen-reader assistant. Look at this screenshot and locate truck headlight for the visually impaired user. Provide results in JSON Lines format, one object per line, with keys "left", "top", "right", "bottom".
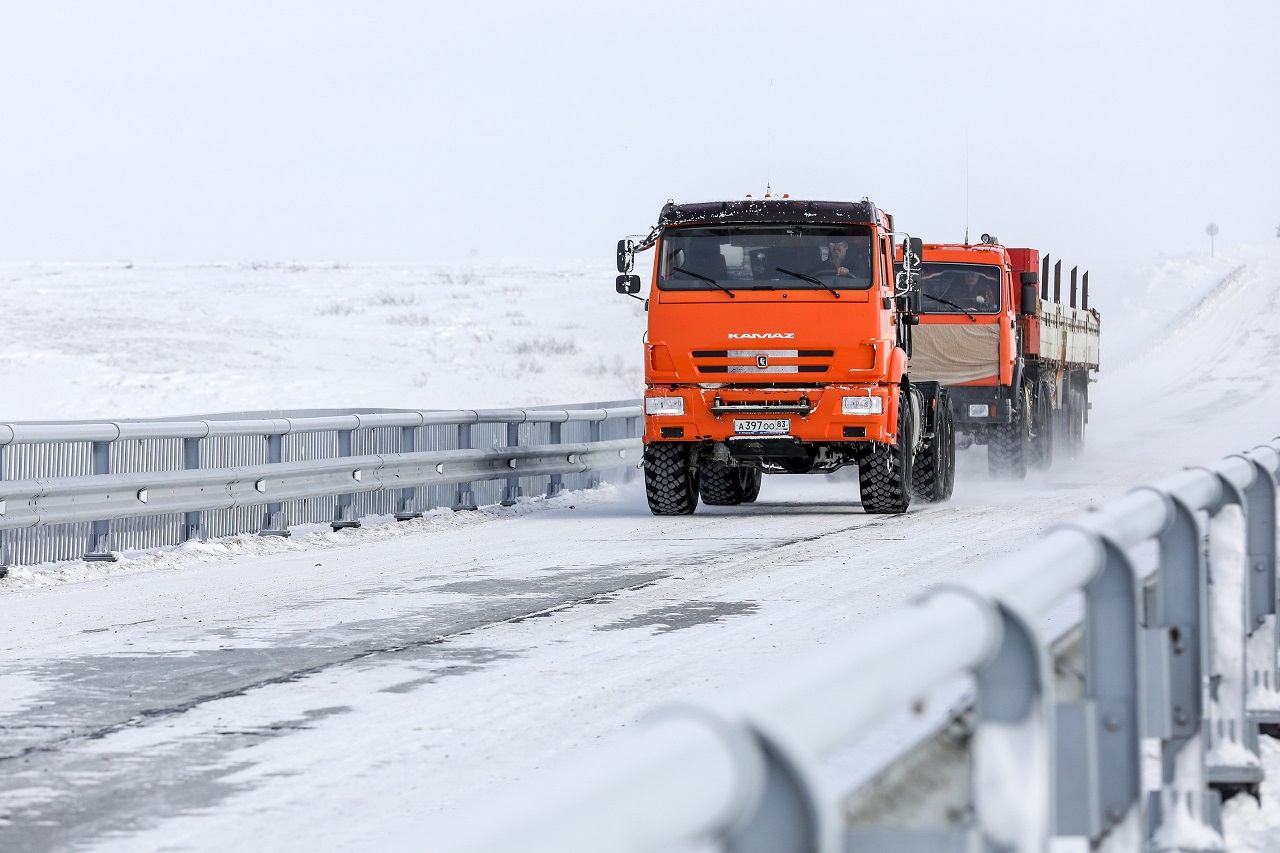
{"left": 645, "top": 396, "right": 684, "bottom": 416}
{"left": 842, "top": 395, "right": 882, "bottom": 415}
{"left": 968, "top": 404, "right": 991, "bottom": 418}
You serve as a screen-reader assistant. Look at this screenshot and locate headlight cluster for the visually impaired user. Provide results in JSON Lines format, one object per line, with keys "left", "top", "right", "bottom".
{"left": 842, "top": 395, "right": 883, "bottom": 415}
{"left": 645, "top": 397, "right": 684, "bottom": 416}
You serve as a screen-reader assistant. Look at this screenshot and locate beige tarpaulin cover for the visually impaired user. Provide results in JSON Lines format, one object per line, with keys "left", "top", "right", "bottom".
{"left": 910, "top": 323, "right": 1000, "bottom": 384}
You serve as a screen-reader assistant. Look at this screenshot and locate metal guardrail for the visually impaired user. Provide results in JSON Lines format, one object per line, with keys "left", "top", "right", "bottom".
{"left": 425, "top": 440, "right": 1280, "bottom": 853}
{"left": 0, "top": 400, "right": 642, "bottom": 569}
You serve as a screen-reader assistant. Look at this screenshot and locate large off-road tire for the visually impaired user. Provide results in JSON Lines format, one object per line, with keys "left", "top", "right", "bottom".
{"left": 644, "top": 442, "right": 700, "bottom": 515}
{"left": 911, "top": 395, "right": 955, "bottom": 503}
{"left": 1029, "top": 384, "right": 1054, "bottom": 471}
{"left": 700, "top": 464, "right": 743, "bottom": 505}
{"left": 988, "top": 407, "right": 1028, "bottom": 480}
{"left": 700, "top": 465, "right": 764, "bottom": 505}
{"left": 860, "top": 394, "right": 913, "bottom": 514}
{"left": 1066, "top": 388, "right": 1086, "bottom": 459}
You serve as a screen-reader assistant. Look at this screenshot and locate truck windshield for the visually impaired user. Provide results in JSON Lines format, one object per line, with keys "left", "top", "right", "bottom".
{"left": 658, "top": 225, "right": 874, "bottom": 291}
{"left": 897, "top": 262, "right": 1002, "bottom": 314}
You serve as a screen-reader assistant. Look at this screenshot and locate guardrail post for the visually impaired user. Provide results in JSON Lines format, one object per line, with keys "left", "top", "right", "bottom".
{"left": 1238, "top": 454, "right": 1280, "bottom": 735}
{"left": 332, "top": 429, "right": 361, "bottom": 531}
{"left": 83, "top": 440, "right": 117, "bottom": 562}
{"left": 973, "top": 601, "right": 1053, "bottom": 853}
{"left": 589, "top": 420, "right": 602, "bottom": 489}
{"left": 501, "top": 422, "right": 522, "bottom": 506}
{"left": 1085, "top": 538, "right": 1142, "bottom": 833}
{"left": 547, "top": 421, "right": 564, "bottom": 498}
{"left": 1140, "top": 487, "right": 1219, "bottom": 848}
{"left": 453, "top": 424, "right": 477, "bottom": 511}
{"left": 845, "top": 591, "right": 1053, "bottom": 853}
{"left": 1202, "top": 474, "right": 1263, "bottom": 797}
{"left": 259, "top": 433, "right": 290, "bottom": 537}
{"left": 395, "top": 425, "right": 423, "bottom": 520}
{"left": 0, "top": 445, "right": 9, "bottom": 577}
{"left": 181, "top": 437, "right": 204, "bottom": 542}
{"left": 625, "top": 415, "right": 641, "bottom": 484}
{"left": 724, "top": 723, "right": 832, "bottom": 853}
{"left": 1051, "top": 531, "right": 1140, "bottom": 841}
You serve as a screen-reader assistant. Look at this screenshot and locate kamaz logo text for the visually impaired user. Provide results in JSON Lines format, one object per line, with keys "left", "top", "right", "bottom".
{"left": 727, "top": 333, "right": 795, "bottom": 339}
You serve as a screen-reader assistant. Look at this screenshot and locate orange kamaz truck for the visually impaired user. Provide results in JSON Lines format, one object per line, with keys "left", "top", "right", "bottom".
{"left": 899, "top": 236, "right": 1101, "bottom": 478}
{"left": 615, "top": 197, "right": 956, "bottom": 515}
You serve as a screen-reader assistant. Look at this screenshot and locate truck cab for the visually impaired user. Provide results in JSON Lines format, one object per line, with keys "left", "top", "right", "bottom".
{"left": 616, "top": 198, "right": 955, "bottom": 515}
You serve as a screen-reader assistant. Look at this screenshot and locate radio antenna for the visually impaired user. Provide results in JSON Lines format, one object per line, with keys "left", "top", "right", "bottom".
{"left": 964, "top": 127, "right": 970, "bottom": 245}
{"left": 766, "top": 75, "right": 774, "bottom": 193}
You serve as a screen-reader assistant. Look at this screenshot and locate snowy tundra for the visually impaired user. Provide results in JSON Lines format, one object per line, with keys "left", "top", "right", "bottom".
{"left": 2, "top": 243, "right": 1280, "bottom": 851}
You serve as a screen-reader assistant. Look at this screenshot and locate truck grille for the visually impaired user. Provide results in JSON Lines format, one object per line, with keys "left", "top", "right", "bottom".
{"left": 692, "top": 349, "right": 833, "bottom": 375}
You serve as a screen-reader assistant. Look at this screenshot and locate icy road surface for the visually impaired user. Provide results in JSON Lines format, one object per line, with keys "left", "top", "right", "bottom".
{"left": 3, "top": 245, "right": 1280, "bottom": 851}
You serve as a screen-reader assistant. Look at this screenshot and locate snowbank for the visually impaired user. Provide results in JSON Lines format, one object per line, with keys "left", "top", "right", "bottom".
{"left": 0, "top": 260, "right": 646, "bottom": 420}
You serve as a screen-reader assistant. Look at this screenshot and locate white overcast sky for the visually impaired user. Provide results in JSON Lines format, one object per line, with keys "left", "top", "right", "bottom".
{"left": 1, "top": 1, "right": 1276, "bottom": 271}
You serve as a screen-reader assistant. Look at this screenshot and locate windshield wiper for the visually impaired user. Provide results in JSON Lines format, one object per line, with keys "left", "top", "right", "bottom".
{"left": 672, "top": 266, "right": 735, "bottom": 298}
{"left": 775, "top": 267, "right": 840, "bottom": 298}
{"left": 922, "top": 292, "right": 976, "bottom": 321}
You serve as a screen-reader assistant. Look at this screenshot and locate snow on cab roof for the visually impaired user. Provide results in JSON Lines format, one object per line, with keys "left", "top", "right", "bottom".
{"left": 658, "top": 198, "right": 883, "bottom": 228}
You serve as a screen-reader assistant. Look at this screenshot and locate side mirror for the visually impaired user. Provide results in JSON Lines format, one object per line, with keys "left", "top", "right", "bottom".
{"left": 616, "top": 239, "right": 634, "bottom": 274}
{"left": 899, "top": 237, "right": 923, "bottom": 291}
{"left": 1019, "top": 271, "right": 1038, "bottom": 285}
{"left": 1020, "top": 282, "right": 1038, "bottom": 315}
{"left": 616, "top": 274, "right": 641, "bottom": 295}
{"left": 908, "top": 237, "right": 923, "bottom": 267}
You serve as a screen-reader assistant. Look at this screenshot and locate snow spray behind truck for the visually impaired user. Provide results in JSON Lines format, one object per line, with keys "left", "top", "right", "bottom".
{"left": 615, "top": 197, "right": 956, "bottom": 516}
{"left": 897, "top": 236, "right": 1101, "bottom": 479}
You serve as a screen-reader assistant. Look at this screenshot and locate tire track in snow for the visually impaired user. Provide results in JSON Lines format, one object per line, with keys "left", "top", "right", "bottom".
{"left": 0, "top": 506, "right": 905, "bottom": 765}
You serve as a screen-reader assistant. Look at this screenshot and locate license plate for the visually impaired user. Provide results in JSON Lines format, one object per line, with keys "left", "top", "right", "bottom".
{"left": 734, "top": 418, "right": 790, "bottom": 435}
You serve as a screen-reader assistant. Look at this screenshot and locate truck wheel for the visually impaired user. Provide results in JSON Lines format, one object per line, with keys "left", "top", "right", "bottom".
{"left": 1066, "top": 389, "right": 1086, "bottom": 458}
{"left": 942, "top": 425, "right": 956, "bottom": 498}
{"left": 988, "top": 415, "right": 1028, "bottom": 481}
{"left": 739, "top": 468, "right": 763, "bottom": 503}
{"left": 699, "top": 464, "right": 745, "bottom": 505}
{"left": 860, "top": 396, "right": 912, "bottom": 513}
{"left": 1029, "top": 385, "right": 1054, "bottom": 471}
{"left": 643, "top": 442, "right": 700, "bottom": 515}
{"left": 911, "top": 397, "right": 955, "bottom": 503}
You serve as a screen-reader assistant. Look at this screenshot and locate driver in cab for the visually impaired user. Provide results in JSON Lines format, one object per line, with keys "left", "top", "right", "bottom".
{"left": 811, "top": 239, "right": 869, "bottom": 279}
{"left": 957, "top": 270, "right": 998, "bottom": 311}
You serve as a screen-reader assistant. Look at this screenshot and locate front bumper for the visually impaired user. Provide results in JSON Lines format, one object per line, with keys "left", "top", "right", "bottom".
{"left": 643, "top": 385, "right": 897, "bottom": 444}
{"left": 946, "top": 385, "right": 1013, "bottom": 425}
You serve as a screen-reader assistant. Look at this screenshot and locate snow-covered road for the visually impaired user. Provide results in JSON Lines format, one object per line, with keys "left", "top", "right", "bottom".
{"left": 3, "top": 245, "right": 1280, "bottom": 851}
{"left": 0, "top": 472, "right": 1079, "bottom": 851}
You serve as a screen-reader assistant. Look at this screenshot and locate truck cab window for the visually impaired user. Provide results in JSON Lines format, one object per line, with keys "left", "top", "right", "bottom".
{"left": 915, "top": 263, "right": 1002, "bottom": 314}
{"left": 659, "top": 226, "right": 874, "bottom": 291}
